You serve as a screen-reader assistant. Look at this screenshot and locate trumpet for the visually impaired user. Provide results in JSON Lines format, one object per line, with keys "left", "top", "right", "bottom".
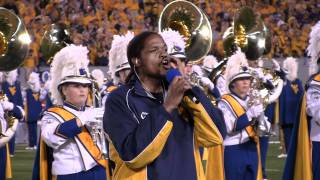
{"left": 186, "top": 71, "right": 217, "bottom": 105}
{"left": 247, "top": 66, "right": 283, "bottom": 108}
{"left": 247, "top": 66, "right": 283, "bottom": 136}
{"left": 86, "top": 77, "right": 108, "bottom": 159}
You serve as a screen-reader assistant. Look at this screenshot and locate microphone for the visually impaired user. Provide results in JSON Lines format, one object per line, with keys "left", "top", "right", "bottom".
{"left": 165, "top": 68, "right": 182, "bottom": 83}
{"left": 165, "top": 68, "right": 199, "bottom": 103}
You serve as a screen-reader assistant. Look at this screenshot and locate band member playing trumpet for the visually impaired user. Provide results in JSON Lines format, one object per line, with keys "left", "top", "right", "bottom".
{"left": 104, "top": 31, "right": 226, "bottom": 179}
{"left": 34, "top": 45, "right": 108, "bottom": 180}
{"left": 218, "top": 51, "right": 264, "bottom": 180}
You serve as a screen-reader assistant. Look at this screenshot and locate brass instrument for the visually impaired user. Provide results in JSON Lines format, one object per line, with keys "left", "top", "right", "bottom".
{"left": 247, "top": 66, "right": 283, "bottom": 135}
{"left": 0, "top": 7, "right": 30, "bottom": 71}
{"left": 86, "top": 77, "right": 108, "bottom": 159}
{"left": 159, "top": 0, "right": 212, "bottom": 63}
{"left": 223, "top": 7, "right": 271, "bottom": 61}
{"left": 40, "top": 23, "right": 72, "bottom": 64}
{"left": 0, "top": 8, "right": 30, "bottom": 146}
{"left": 0, "top": 91, "right": 17, "bottom": 131}
{"left": 159, "top": 0, "right": 218, "bottom": 105}
{"left": 188, "top": 71, "right": 218, "bottom": 105}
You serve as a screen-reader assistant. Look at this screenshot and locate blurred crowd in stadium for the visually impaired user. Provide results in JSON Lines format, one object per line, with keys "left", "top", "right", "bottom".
{"left": 0, "top": 0, "right": 319, "bottom": 68}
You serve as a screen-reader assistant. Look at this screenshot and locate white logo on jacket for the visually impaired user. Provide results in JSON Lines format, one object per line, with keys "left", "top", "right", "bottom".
{"left": 140, "top": 112, "right": 149, "bottom": 119}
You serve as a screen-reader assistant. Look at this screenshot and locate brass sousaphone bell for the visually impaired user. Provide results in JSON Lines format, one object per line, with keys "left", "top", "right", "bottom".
{"left": 223, "top": 6, "right": 271, "bottom": 61}
{"left": 159, "top": 0, "right": 213, "bottom": 63}
{"left": 40, "top": 23, "right": 72, "bottom": 64}
{"left": 0, "top": 7, "right": 30, "bottom": 71}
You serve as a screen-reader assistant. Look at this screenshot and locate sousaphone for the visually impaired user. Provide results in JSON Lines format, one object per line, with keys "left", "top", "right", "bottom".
{"left": 223, "top": 6, "right": 272, "bottom": 60}
{"left": 159, "top": 0, "right": 213, "bottom": 63}
{"left": 40, "top": 23, "right": 72, "bottom": 64}
{"left": 0, "top": 7, "right": 30, "bottom": 71}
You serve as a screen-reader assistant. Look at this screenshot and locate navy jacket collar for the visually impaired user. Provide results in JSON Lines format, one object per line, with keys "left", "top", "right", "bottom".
{"left": 129, "top": 75, "right": 167, "bottom": 100}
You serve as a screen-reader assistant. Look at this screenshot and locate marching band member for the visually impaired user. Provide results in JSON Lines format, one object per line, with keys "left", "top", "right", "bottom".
{"left": 102, "top": 31, "right": 134, "bottom": 103}
{"left": 218, "top": 50, "right": 264, "bottom": 180}
{"left": 278, "top": 57, "right": 303, "bottom": 152}
{"left": 108, "top": 31, "right": 134, "bottom": 86}
{"left": 0, "top": 70, "right": 24, "bottom": 180}
{"left": 305, "top": 21, "right": 320, "bottom": 180}
{"left": 201, "top": 55, "right": 223, "bottom": 98}
{"left": 25, "top": 72, "right": 43, "bottom": 150}
{"left": 104, "top": 31, "right": 226, "bottom": 179}
{"left": 33, "top": 45, "right": 108, "bottom": 180}
{"left": 282, "top": 21, "right": 320, "bottom": 180}
{"left": 2, "top": 70, "right": 24, "bottom": 157}
{"left": 247, "top": 58, "right": 285, "bottom": 180}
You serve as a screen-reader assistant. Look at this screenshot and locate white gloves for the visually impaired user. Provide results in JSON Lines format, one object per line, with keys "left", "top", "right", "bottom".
{"left": 94, "top": 107, "right": 105, "bottom": 119}
{"left": 258, "top": 115, "right": 271, "bottom": 134}
{"left": 200, "top": 77, "right": 215, "bottom": 90}
{"left": 78, "top": 108, "right": 105, "bottom": 126}
{"left": 78, "top": 108, "right": 96, "bottom": 125}
{"left": 1, "top": 101, "right": 14, "bottom": 111}
{"left": 246, "top": 104, "right": 264, "bottom": 119}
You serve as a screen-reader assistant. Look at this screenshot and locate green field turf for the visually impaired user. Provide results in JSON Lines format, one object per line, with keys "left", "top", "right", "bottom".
{"left": 11, "top": 143, "right": 285, "bottom": 180}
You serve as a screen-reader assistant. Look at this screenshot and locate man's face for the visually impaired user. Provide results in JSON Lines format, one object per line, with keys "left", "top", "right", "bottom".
{"left": 137, "top": 34, "right": 170, "bottom": 78}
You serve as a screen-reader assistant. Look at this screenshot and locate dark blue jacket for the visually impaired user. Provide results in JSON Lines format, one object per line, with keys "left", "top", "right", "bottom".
{"left": 26, "top": 89, "right": 42, "bottom": 123}
{"left": 103, "top": 76, "right": 226, "bottom": 180}
{"left": 279, "top": 79, "right": 304, "bottom": 126}
{"left": 2, "top": 81, "right": 23, "bottom": 107}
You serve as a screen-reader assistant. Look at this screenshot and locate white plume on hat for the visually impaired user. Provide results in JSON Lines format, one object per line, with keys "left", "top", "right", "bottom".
{"left": 5, "top": 69, "right": 18, "bottom": 85}
{"left": 307, "top": 21, "right": 320, "bottom": 75}
{"left": 202, "top": 55, "right": 218, "bottom": 72}
{"left": 225, "top": 50, "right": 250, "bottom": 90}
{"left": 50, "top": 44, "right": 91, "bottom": 105}
{"left": 109, "top": 31, "right": 134, "bottom": 83}
{"left": 91, "top": 69, "right": 105, "bottom": 88}
{"left": 159, "top": 28, "right": 186, "bottom": 58}
{"left": 283, "top": 57, "right": 298, "bottom": 81}
{"left": 28, "top": 72, "right": 41, "bottom": 92}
